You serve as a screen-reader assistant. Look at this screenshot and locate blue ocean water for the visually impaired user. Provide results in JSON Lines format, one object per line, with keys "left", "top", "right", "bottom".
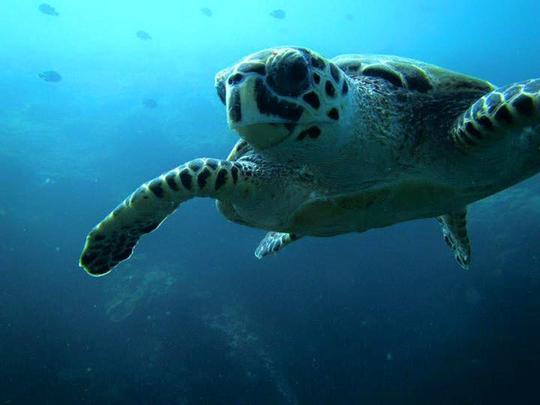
{"left": 1, "top": 0, "right": 540, "bottom": 403}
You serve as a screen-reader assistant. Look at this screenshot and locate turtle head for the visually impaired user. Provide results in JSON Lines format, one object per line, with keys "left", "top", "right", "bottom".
{"left": 215, "top": 47, "right": 353, "bottom": 149}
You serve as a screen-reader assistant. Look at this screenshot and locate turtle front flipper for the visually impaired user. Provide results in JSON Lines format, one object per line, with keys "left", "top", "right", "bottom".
{"left": 80, "top": 158, "right": 256, "bottom": 276}
{"left": 437, "top": 209, "right": 471, "bottom": 269}
{"left": 452, "top": 79, "right": 540, "bottom": 150}
{"left": 254, "top": 232, "right": 301, "bottom": 259}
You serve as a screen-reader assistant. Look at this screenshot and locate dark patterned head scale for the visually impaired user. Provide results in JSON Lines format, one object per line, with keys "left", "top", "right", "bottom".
{"left": 266, "top": 48, "right": 310, "bottom": 97}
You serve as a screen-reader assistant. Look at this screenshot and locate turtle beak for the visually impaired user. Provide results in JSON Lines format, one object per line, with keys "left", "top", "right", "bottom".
{"left": 226, "top": 75, "right": 257, "bottom": 129}
{"left": 235, "top": 123, "right": 292, "bottom": 149}
{"left": 215, "top": 67, "right": 230, "bottom": 105}
{"left": 216, "top": 68, "right": 266, "bottom": 128}
{"left": 224, "top": 74, "right": 297, "bottom": 148}
{"left": 225, "top": 74, "right": 306, "bottom": 130}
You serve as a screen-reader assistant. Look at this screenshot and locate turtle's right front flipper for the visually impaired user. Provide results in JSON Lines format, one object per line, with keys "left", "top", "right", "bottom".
{"left": 452, "top": 79, "right": 540, "bottom": 150}
{"left": 79, "top": 158, "right": 256, "bottom": 276}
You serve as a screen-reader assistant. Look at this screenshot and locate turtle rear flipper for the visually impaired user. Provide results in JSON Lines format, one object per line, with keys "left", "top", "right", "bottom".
{"left": 80, "top": 158, "right": 257, "bottom": 276}
{"left": 255, "top": 232, "right": 301, "bottom": 259}
{"left": 452, "top": 79, "right": 540, "bottom": 150}
{"left": 437, "top": 209, "right": 471, "bottom": 269}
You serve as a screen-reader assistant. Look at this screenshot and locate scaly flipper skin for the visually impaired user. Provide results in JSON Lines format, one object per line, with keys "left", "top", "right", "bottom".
{"left": 452, "top": 79, "right": 540, "bottom": 150}
{"left": 227, "top": 139, "right": 252, "bottom": 161}
{"left": 437, "top": 210, "right": 471, "bottom": 269}
{"left": 79, "top": 158, "right": 256, "bottom": 276}
{"left": 254, "top": 232, "right": 300, "bottom": 259}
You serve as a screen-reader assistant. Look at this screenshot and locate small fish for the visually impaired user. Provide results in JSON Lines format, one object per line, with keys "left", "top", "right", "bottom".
{"left": 143, "top": 98, "right": 158, "bottom": 109}
{"left": 269, "top": 9, "right": 286, "bottom": 19}
{"left": 38, "top": 70, "right": 62, "bottom": 82}
{"left": 136, "top": 30, "right": 152, "bottom": 41}
{"left": 200, "top": 7, "right": 213, "bottom": 17}
{"left": 39, "top": 3, "right": 59, "bottom": 16}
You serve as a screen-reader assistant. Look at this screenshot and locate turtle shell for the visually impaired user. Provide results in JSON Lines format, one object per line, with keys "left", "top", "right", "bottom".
{"left": 332, "top": 54, "right": 495, "bottom": 94}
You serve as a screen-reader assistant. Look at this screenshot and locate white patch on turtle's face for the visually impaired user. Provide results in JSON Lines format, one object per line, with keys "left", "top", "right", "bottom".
{"left": 215, "top": 47, "right": 352, "bottom": 149}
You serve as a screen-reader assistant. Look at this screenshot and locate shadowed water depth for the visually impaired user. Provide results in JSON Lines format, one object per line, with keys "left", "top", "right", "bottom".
{"left": 1, "top": 0, "right": 540, "bottom": 403}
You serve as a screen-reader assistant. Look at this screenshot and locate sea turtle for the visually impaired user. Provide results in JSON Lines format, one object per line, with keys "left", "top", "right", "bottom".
{"left": 79, "top": 47, "right": 540, "bottom": 276}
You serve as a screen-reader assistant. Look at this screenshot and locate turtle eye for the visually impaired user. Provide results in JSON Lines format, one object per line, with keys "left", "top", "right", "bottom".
{"left": 228, "top": 73, "right": 244, "bottom": 86}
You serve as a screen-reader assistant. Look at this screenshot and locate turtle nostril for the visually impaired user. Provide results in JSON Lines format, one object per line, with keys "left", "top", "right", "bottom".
{"left": 267, "top": 50, "right": 310, "bottom": 97}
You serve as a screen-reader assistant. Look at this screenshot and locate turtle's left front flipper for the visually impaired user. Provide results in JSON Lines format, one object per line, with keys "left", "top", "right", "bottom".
{"left": 451, "top": 79, "right": 540, "bottom": 151}
{"left": 437, "top": 209, "right": 471, "bottom": 269}
{"left": 79, "top": 158, "right": 257, "bottom": 277}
